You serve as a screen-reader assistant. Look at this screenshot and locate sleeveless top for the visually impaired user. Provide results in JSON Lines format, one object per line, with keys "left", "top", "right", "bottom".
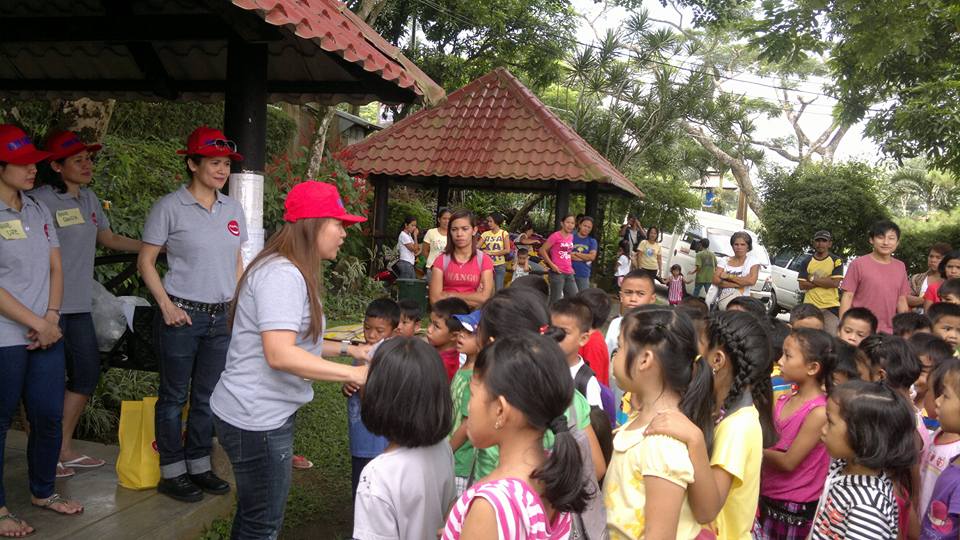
{"left": 443, "top": 478, "right": 572, "bottom": 540}
{"left": 760, "top": 393, "right": 829, "bottom": 502}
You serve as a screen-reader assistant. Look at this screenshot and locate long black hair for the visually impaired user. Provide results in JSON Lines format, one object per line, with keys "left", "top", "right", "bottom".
{"left": 444, "top": 208, "right": 478, "bottom": 259}
{"left": 789, "top": 328, "right": 838, "bottom": 394}
{"left": 621, "top": 306, "right": 715, "bottom": 452}
{"left": 859, "top": 334, "right": 921, "bottom": 391}
{"left": 831, "top": 380, "right": 917, "bottom": 493}
{"left": 474, "top": 334, "right": 590, "bottom": 513}
{"left": 478, "top": 286, "right": 550, "bottom": 343}
{"left": 708, "top": 310, "right": 777, "bottom": 448}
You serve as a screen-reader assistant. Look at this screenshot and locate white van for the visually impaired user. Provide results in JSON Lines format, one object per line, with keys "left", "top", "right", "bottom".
{"left": 661, "top": 210, "right": 772, "bottom": 305}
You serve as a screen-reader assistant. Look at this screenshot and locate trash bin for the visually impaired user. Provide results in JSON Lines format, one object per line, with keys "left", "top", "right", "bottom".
{"left": 396, "top": 278, "right": 429, "bottom": 314}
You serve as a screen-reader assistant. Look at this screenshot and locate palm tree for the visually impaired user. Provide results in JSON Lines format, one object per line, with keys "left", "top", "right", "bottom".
{"left": 886, "top": 158, "right": 960, "bottom": 215}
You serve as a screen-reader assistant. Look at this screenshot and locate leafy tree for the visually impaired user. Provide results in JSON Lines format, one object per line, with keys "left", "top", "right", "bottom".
{"left": 882, "top": 158, "right": 960, "bottom": 217}
{"left": 760, "top": 162, "right": 888, "bottom": 256}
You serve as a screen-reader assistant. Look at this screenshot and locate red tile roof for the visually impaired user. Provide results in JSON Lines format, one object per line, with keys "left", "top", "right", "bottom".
{"left": 231, "top": 0, "right": 445, "bottom": 106}
{"left": 338, "top": 68, "right": 643, "bottom": 197}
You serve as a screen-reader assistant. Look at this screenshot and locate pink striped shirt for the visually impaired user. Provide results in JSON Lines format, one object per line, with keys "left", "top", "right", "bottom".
{"left": 443, "top": 478, "right": 572, "bottom": 540}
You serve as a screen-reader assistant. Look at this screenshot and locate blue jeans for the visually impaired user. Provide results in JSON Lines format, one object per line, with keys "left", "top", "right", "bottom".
{"left": 693, "top": 282, "right": 710, "bottom": 298}
{"left": 60, "top": 312, "right": 102, "bottom": 395}
{"left": 154, "top": 308, "right": 230, "bottom": 478}
{"left": 0, "top": 343, "right": 65, "bottom": 508}
{"left": 215, "top": 415, "right": 294, "bottom": 540}
{"left": 395, "top": 260, "right": 416, "bottom": 279}
{"left": 575, "top": 276, "right": 591, "bottom": 292}
{"left": 493, "top": 264, "right": 506, "bottom": 291}
{"left": 548, "top": 271, "right": 579, "bottom": 305}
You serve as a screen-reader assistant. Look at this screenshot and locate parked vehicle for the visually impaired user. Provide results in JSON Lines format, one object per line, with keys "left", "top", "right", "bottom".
{"left": 661, "top": 211, "right": 772, "bottom": 305}
{"left": 768, "top": 249, "right": 808, "bottom": 314}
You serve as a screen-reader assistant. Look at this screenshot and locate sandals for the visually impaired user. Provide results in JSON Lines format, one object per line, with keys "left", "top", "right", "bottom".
{"left": 31, "top": 494, "right": 83, "bottom": 515}
{"left": 55, "top": 463, "right": 74, "bottom": 479}
{"left": 0, "top": 514, "right": 34, "bottom": 538}
{"left": 292, "top": 454, "right": 314, "bottom": 470}
{"left": 61, "top": 455, "right": 105, "bottom": 469}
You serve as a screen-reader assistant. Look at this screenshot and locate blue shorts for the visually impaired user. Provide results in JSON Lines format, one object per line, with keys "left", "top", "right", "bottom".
{"left": 60, "top": 312, "right": 102, "bottom": 395}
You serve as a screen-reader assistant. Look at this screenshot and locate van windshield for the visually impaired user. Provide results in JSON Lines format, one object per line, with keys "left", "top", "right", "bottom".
{"left": 707, "top": 228, "right": 771, "bottom": 265}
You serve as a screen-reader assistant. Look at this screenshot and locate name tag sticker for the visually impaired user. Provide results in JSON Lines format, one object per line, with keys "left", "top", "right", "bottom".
{"left": 0, "top": 219, "right": 27, "bottom": 240}
{"left": 56, "top": 208, "right": 85, "bottom": 227}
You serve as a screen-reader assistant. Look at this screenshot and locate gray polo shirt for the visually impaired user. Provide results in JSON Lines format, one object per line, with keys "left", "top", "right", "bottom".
{"left": 210, "top": 256, "right": 323, "bottom": 431}
{"left": 142, "top": 185, "right": 247, "bottom": 303}
{"left": 29, "top": 185, "right": 110, "bottom": 314}
{"left": 0, "top": 192, "right": 60, "bottom": 347}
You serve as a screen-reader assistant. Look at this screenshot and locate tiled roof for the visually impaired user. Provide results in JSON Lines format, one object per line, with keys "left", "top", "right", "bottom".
{"left": 232, "top": 0, "right": 445, "bottom": 106}
{"left": 338, "top": 68, "right": 642, "bottom": 198}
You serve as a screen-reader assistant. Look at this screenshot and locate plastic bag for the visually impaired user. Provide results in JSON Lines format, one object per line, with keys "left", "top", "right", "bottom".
{"left": 91, "top": 281, "right": 127, "bottom": 351}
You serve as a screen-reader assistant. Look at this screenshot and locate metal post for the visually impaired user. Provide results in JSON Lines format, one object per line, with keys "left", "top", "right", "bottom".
{"left": 224, "top": 39, "right": 268, "bottom": 266}
{"left": 554, "top": 182, "right": 570, "bottom": 230}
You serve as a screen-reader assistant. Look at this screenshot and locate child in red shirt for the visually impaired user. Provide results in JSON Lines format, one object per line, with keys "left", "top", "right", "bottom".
{"left": 576, "top": 288, "right": 612, "bottom": 386}
{"left": 426, "top": 297, "right": 470, "bottom": 381}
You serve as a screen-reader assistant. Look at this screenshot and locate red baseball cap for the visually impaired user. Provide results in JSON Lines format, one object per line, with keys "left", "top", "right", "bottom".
{"left": 284, "top": 181, "right": 366, "bottom": 225}
{"left": 0, "top": 125, "right": 52, "bottom": 165}
{"left": 43, "top": 130, "right": 102, "bottom": 161}
{"left": 176, "top": 126, "right": 244, "bottom": 162}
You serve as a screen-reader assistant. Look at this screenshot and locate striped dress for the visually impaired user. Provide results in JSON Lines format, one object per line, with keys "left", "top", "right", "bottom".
{"left": 443, "top": 478, "right": 572, "bottom": 539}
{"left": 809, "top": 459, "right": 899, "bottom": 540}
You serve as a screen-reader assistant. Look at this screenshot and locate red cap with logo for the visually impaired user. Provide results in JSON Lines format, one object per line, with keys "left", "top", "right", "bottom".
{"left": 44, "top": 130, "right": 102, "bottom": 161}
{"left": 176, "top": 126, "right": 244, "bottom": 162}
{"left": 0, "top": 125, "right": 52, "bottom": 165}
{"left": 284, "top": 181, "right": 366, "bottom": 225}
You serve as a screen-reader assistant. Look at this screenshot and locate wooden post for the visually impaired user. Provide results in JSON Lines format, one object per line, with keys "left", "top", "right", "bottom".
{"left": 437, "top": 179, "right": 449, "bottom": 212}
{"left": 585, "top": 182, "right": 599, "bottom": 233}
{"left": 224, "top": 39, "right": 267, "bottom": 173}
{"left": 372, "top": 176, "right": 389, "bottom": 271}
{"left": 554, "top": 182, "right": 570, "bottom": 230}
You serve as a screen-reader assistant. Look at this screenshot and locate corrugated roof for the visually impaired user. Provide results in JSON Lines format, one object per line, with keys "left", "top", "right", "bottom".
{"left": 338, "top": 68, "right": 642, "bottom": 198}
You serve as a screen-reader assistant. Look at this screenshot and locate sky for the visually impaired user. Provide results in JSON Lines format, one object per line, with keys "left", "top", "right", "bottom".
{"left": 570, "top": 0, "right": 882, "bottom": 169}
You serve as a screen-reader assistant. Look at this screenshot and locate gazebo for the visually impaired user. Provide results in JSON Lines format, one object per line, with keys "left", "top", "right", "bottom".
{"left": 338, "top": 67, "right": 643, "bottom": 259}
{"left": 0, "top": 0, "right": 445, "bottom": 254}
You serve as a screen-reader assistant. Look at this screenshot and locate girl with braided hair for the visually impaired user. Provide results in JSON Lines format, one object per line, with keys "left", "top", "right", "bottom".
{"left": 645, "top": 310, "right": 776, "bottom": 540}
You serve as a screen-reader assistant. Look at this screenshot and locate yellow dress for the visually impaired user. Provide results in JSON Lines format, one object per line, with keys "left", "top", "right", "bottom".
{"left": 709, "top": 406, "right": 762, "bottom": 540}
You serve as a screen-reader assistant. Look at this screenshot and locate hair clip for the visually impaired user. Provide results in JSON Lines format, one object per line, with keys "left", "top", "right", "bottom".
{"left": 694, "top": 354, "right": 702, "bottom": 364}
{"left": 539, "top": 324, "right": 549, "bottom": 335}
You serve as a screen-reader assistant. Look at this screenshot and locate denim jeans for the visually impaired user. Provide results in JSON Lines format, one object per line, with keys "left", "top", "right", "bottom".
{"left": 493, "top": 264, "right": 506, "bottom": 291}
{"left": 548, "top": 271, "right": 579, "bottom": 305}
{"left": 693, "top": 282, "right": 710, "bottom": 298}
{"left": 154, "top": 308, "right": 230, "bottom": 478}
{"left": 0, "top": 343, "right": 65, "bottom": 507}
{"left": 60, "top": 312, "right": 102, "bottom": 395}
{"left": 215, "top": 415, "right": 294, "bottom": 540}
{"left": 575, "top": 276, "right": 591, "bottom": 292}
{"left": 395, "top": 260, "right": 416, "bottom": 279}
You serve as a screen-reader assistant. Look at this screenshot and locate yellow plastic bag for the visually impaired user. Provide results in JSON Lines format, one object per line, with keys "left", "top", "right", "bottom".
{"left": 116, "top": 396, "right": 160, "bottom": 490}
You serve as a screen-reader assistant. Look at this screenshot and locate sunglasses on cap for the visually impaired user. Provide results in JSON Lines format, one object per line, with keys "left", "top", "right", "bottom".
{"left": 200, "top": 139, "right": 238, "bottom": 152}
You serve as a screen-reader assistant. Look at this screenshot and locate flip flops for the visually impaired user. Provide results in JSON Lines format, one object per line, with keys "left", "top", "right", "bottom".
{"left": 31, "top": 494, "right": 83, "bottom": 515}
{"left": 61, "top": 455, "right": 105, "bottom": 469}
{"left": 292, "top": 454, "right": 313, "bottom": 470}
{"left": 0, "top": 513, "right": 34, "bottom": 538}
{"left": 55, "top": 463, "right": 74, "bottom": 479}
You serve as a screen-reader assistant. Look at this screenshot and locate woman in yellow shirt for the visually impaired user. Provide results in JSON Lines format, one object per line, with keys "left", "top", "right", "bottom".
{"left": 604, "top": 307, "right": 715, "bottom": 539}
{"left": 633, "top": 226, "right": 662, "bottom": 282}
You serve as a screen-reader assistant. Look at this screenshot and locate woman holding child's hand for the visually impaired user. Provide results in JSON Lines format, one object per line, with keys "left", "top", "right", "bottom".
{"left": 209, "top": 181, "right": 368, "bottom": 539}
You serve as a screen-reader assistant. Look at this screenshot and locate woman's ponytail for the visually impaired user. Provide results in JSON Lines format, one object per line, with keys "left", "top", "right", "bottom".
{"left": 680, "top": 354, "right": 715, "bottom": 453}
{"left": 531, "top": 419, "right": 590, "bottom": 513}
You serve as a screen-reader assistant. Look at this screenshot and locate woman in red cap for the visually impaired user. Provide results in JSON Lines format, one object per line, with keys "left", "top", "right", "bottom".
{"left": 0, "top": 125, "right": 83, "bottom": 538}
{"left": 137, "top": 126, "right": 246, "bottom": 502}
{"left": 210, "top": 180, "right": 369, "bottom": 538}
{"left": 31, "top": 131, "right": 142, "bottom": 478}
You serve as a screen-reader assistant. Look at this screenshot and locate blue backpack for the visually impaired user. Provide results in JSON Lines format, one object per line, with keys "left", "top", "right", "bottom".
{"left": 574, "top": 363, "right": 617, "bottom": 427}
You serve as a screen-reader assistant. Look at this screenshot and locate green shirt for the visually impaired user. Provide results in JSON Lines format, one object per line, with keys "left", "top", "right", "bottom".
{"left": 695, "top": 249, "right": 717, "bottom": 284}
{"left": 450, "top": 367, "right": 476, "bottom": 477}
{"left": 474, "top": 390, "right": 592, "bottom": 480}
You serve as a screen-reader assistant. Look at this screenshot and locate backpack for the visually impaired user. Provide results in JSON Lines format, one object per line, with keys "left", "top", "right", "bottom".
{"left": 440, "top": 250, "right": 488, "bottom": 275}
{"left": 574, "top": 363, "right": 617, "bottom": 428}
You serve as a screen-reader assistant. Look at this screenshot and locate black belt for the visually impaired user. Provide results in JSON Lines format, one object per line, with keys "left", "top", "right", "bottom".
{"left": 168, "top": 295, "right": 229, "bottom": 314}
{"left": 759, "top": 496, "right": 817, "bottom": 526}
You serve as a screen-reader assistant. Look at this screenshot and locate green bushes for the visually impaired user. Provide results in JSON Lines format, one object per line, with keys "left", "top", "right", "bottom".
{"left": 897, "top": 210, "right": 960, "bottom": 273}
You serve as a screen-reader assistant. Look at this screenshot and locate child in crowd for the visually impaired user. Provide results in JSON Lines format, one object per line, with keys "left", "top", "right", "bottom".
{"left": 918, "top": 358, "right": 960, "bottom": 523}
{"left": 604, "top": 307, "right": 714, "bottom": 539}
{"left": 929, "top": 302, "right": 960, "bottom": 349}
{"left": 615, "top": 242, "right": 631, "bottom": 287}
{"left": 576, "top": 287, "right": 612, "bottom": 386}
{"left": 645, "top": 310, "right": 776, "bottom": 540}
{"left": 790, "top": 304, "right": 825, "bottom": 331}
{"left": 353, "top": 337, "right": 455, "bottom": 540}
{"left": 509, "top": 274, "right": 549, "bottom": 298}
{"left": 396, "top": 298, "right": 422, "bottom": 338}
{"left": 442, "top": 334, "right": 590, "bottom": 539}
{"left": 831, "top": 338, "right": 873, "bottom": 386}
{"left": 427, "top": 297, "right": 471, "bottom": 382}
{"left": 667, "top": 263, "right": 691, "bottom": 305}
{"left": 837, "top": 307, "right": 877, "bottom": 347}
{"left": 924, "top": 250, "right": 960, "bottom": 310}
{"left": 511, "top": 247, "right": 531, "bottom": 280}
{"left": 909, "top": 333, "right": 955, "bottom": 416}
{"left": 939, "top": 278, "right": 960, "bottom": 305}
{"left": 605, "top": 270, "right": 658, "bottom": 358}
{"left": 757, "top": 328, "right": 835, "bottom": 539}
{"left": 551, "top": 298, "right": 603, "bottom": 410}
{"left": 679, "top": 295, "right": 709, "bottom": 317}
{"left": 346, "top": 298, "right": 399, "bottom": 497}
{"left": 894, "top": 311, "right": 932, "bottom": 339}
{"left": 811, "top": 380, "right": 917, "bottom": 539}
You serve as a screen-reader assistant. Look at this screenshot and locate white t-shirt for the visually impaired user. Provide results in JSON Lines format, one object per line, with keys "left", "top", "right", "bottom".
{"left": 423, "top": 227, "right": 447, "bottom": 268}
{"left": 397, "top": 230, "right": 416, "bottom": 264}
{"left": 718, "top": 253, "right": 761, "bottom": 297}
{"left": 605, "top": 316, "right": 622, "bottom": 360}
{"left": 353, "top": 441, "right": 456, "bottom": 540}
{"left": 570, "top": 359, "right": 603, "bottom": 409}
{"left": 616, "top": 254, "right": 631, "bottom": 277}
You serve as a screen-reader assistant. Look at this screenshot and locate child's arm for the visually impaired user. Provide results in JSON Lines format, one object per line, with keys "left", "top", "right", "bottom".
{"left": 353, "top": 477, "right": 401, "bottom": 539}
{"left": 449, "top": 419, "right": 469, "bottom": 452}
{"left": 585, "top": 424, "right": 607, "bottom": 481}
{"left": 762, "top": 406, "right": 825, "bottom": 472}
{"left": 458, "top": 498, "right": 498, "bottom": 539}
{"left": 644, "top": 477, "right": 686, "bottom": 540}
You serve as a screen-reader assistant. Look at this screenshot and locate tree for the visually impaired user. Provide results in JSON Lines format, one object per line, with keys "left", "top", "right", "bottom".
{"left": 760, "top": 162, "right": 888, "bottom": 256}
{"left": 882, "top": 158, "right": 960, "bottom": 217}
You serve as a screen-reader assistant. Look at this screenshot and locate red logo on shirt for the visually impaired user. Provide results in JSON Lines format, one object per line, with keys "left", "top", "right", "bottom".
{"left": 227, "top": 220, "right": 240, "bottom": 237}
{"left": 91, "top": 212, "right": 98, "bottom": 226}
{"left": 43, "top": 223, "right": 49, "bottom": 239}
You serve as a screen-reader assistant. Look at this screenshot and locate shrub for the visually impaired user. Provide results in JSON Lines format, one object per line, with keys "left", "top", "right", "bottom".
{"left": 897, "top": 210, "right": 960, "bottom": 273}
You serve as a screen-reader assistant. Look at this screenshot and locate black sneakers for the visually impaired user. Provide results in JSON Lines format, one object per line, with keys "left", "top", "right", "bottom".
{"left": 188, "top": 471, "right": 231, "bottom": 495}
{"left": 157, "top": 474, "right": 203, "bottom": 502}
